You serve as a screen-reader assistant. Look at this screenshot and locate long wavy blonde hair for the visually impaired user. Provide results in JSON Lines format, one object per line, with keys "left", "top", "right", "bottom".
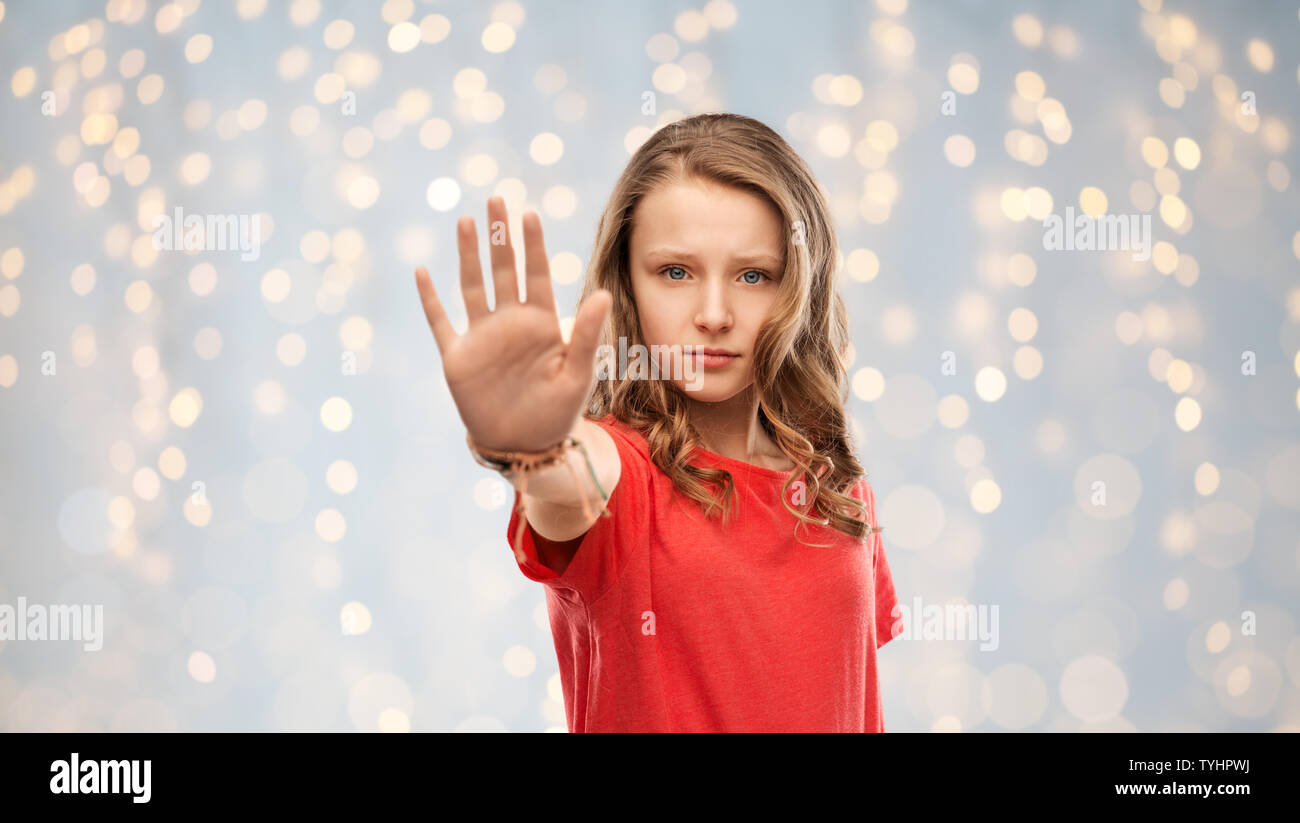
{"left": 578, "top": 113, "right": 880, "bottom": 547}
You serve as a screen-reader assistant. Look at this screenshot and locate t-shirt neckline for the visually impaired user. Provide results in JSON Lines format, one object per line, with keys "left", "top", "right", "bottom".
{"left": 690, "top": 443, "right": 797, "bottom": 480}
{"left": 600, "top": 414, "right": 795, "bottom": 481}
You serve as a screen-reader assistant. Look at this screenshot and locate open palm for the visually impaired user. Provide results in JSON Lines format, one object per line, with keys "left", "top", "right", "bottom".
{"left": 414, "top": 196, "right": 611, "bottom": 453}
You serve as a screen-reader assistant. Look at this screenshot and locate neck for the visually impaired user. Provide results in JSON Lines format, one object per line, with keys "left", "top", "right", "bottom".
{"left": 685, "top": 385, "right": 779, "bottom": 464}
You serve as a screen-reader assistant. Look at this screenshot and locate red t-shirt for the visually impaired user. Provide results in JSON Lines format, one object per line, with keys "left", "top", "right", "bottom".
{"left": 507, "top": 413, "right": 901, "bottom": 732}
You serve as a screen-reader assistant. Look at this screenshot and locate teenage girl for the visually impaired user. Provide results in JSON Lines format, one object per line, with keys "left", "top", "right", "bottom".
{"left": 415, "top": 113, "right": 900, "bottom": 732}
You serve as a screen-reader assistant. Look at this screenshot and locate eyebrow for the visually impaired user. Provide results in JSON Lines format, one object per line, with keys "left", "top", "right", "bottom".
{"left": 642, "top": 248, "right": 784, "bottom": 270}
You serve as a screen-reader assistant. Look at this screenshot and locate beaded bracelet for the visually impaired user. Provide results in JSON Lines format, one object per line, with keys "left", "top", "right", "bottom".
{"left": 466, "top": 432, "right": 612, "bottom": 564}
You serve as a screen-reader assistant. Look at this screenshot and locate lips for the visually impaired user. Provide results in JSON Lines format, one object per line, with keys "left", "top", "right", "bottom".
{"left": 683, "top": 350, "right": 740, "bottom": 369}
{"left": 689, "top": 348, "right": 739, "bottom": 357}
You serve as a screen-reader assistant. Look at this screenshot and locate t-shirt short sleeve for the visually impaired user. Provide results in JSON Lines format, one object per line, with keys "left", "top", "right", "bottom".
{"left": 505, "top": 416, "right": 651, "bottom": 602}
{"left": 863, "top": 480, "right": 901, "bottom": 650}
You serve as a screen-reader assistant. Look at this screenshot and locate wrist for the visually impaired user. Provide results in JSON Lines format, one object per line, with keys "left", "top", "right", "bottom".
{"left": 466, "top": 432, "right": 571, "bottom": 474}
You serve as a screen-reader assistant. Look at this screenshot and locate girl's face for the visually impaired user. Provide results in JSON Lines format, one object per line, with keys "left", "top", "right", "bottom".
{"left": 628, "top": 178, "right": 786, "bottom": 403}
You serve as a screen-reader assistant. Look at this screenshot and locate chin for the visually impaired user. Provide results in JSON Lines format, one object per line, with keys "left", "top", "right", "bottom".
{"left": 675, "top": 378, "right": 745, "bottom": 403}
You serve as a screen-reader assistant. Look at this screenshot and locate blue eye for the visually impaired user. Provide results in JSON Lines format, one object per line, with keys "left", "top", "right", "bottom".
{"left": 656, "top": 266, "right": 770, "bottom": 284}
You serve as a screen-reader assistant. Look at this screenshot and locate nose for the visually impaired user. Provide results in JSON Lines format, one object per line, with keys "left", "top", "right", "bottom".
{"left": 693, "top": 277, "right": 733, "bottom": 333}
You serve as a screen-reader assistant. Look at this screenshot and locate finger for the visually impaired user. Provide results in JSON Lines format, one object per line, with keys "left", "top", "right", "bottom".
{"left": 457, "top": 216, "right": 490, "bottom": 323}
{"left": 415, "top": 267, "right": 458, "bottom": 353}
{"left": 565, "top": 289, "right": 611, "bottom": 380}
{"left": 521, "top": 210, "right": 556, "bottom": 313}
{"left": 486, "top": 196, "right": 521, "bottom": 308}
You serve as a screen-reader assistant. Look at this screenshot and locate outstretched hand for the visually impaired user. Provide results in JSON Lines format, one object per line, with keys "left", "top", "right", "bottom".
{"left": 414, "top": 196, "right": 612, "bottom": 452}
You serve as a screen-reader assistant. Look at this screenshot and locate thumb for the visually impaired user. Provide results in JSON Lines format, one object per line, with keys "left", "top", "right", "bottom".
{"left": 565, "top": 289, "right": 611, "bottom": 379}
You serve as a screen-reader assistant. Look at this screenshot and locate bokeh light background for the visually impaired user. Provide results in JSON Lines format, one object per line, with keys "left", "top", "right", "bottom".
{"left": 1, "top": 0, "right": 1298, "bottom": 732}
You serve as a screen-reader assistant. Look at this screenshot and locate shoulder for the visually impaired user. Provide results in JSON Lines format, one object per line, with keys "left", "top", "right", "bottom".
{"left": 861, "top": 479, "right": 883, "bottom": 537}
{"left": 848, "top": 476, "right": 879, "bottom": 531}
{"left": 590, "top": 414, "right": 655, "bottom": 469}
{"left": 858, "top": 477, "right": 875, "bottom": 506}
{"left": 591, "top": 414, "right": 649, "bottom": 452}
{"left": 842, "top": 475, "right": 868, "bottom": 501}
{"left": 585, "top": 414, "right": 656, "bottom": 490}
